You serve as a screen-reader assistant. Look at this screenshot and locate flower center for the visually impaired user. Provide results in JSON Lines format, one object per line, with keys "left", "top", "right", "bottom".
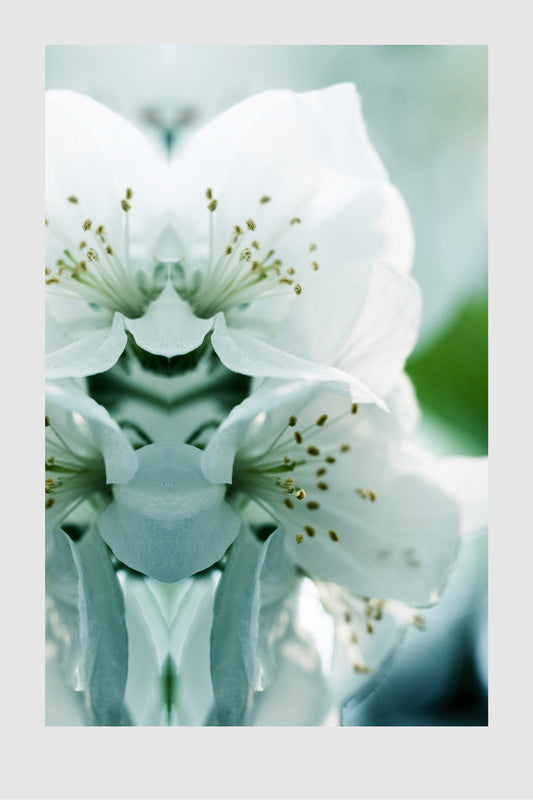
{"left": 45, "top": 414, "right": 107, "bottom": 523}
{"left": 176, "top": 189, "right": 319, "bottom": 319}
{"left": 232, "top": 401, "right": 377, "bottom": 547}
{"left": 45, "top": 189, "right": 159, "bottom": 319}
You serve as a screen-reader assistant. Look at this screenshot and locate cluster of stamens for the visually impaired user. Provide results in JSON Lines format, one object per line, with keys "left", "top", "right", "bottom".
{"left": 45, "top": 189, "right": 151, "bottom": 318}
{"left": 315, "top": 581, "right": 426, "bottom": 674}
{"left": 179, "top": 189, "right": 321, "bottom": 319}
{"left": 233, "top": 400, "right": 379, "bottom": 548}
{"left": 45, "top": 414, "right": 106, "bottom": 520}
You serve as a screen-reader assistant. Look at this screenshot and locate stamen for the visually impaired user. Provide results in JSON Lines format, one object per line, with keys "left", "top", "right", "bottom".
{"left": 309, "top": 243, "right": 317, "bottom": 252}
{"left": 325, "top": 456, "right": 336, "bottom": 464}
{"left": 82, "top": 219, "right": 92, "bottom": 231}
{"left": 307, "top": 501, "right": 320, "bottom": 510}
{"left": 295, "top": 489, "right": 305, "bottom": 500}
{"left": 294, "top": 431, "right": 303, "bottom": 445}
{"left": 316, "top": 414, "right": 328, "bottom": 427}
{"left": 328, "top": 530, "right": 339, "bottom": 542}
{"left": 295, "top": 534, "right": 304, "bottom": 544}
{"left": 304, "top": 525, "right": 315, "bottom": 537}
{"left": 246, "top": 218, "right": 256, "bottom": 231}
{"left": 207, "top": 198, "right": 218, "bottom": 212}
{"left": 311, "top": 261, "right": 319, "bottom": 271}
{"left": 284, "top": 498, "right": 294, "bottom": 509}
{"left": 67, "top": 195, "right": 79, "bottom": 204}
{"left": 121, "top": 199, "right": 131, "bottom": 212}
{"left": 125, "top": 188, "right": 133, "bottom": 200}
{"left": 288, "top": 416, "right": 297, "bottom": 427}
{"left": 351, "top": 403, "right": 359, "bottom": 414}
{"left": 317, "top": 482, "right": 329, "bottom": 491}
{"left": 205, "top": 188, "right": 213, "bottom": 200}
{"left": 307, "top": 446, "right": 320, "bottom": 456}
{"left": 290, "top": 217, "right": 301, "bottom": 225}
{"left": 340, "top": 444, "right": 350, "bottom": 452}
{"left": 260, "top": 195, "right": 271, "bottom": 204}
{"left": 293, "top": 284, "right": 302, "bottom": 295}
{"left": 316, "top": 468, "right": 326, "bottom": 476}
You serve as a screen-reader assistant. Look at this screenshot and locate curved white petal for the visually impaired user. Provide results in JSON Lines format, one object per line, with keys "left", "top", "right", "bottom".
{"left": 241, "top": 528, "right": 297, "bottom": 692}
{"left": 210, "top": 527, "right": 261, "bottom": 725}
{"left": 46, "top": 312, "right": 127, "bottom": 379}
{"left": 285, "top": 447, "right": 460, "bottom": 607}
{"left": 46, "top": 90, "right": 169, "bottom": 264}
{"left": 124, "top": 280, "right": 213, "bottom": 357}
{"left": 212, "top": 315, "right": 384, "bottom": 405}
{"left": 169, "top": 84, "right": 410, "bottom": 269}
{"left": 278, "top": 262, "right": 421, "bottom": 399}
{"left": 97, "top": 442, "right": 240, "bottom": 582}
{"left": 46, "top": 379, "right": 137, "bottom": 485}
{"left": 419, "top": 455, "right": 488, "bottom": 537}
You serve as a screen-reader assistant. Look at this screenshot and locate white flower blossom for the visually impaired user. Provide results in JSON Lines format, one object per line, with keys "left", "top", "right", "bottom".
{"left": 46, "top": 86, "right": 420, "bottom": 404}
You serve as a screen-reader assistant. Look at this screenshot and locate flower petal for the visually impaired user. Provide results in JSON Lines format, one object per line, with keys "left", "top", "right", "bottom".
{"left": 46, "top": 90, "right": 169, "bottom": 264}
{"left": 212, "top": 314, "right": 384, "bottom": 405}
{"left": 46, "top": 526, "right": 129, "bottom": 725}
{"left": 286, "top": 447, "right": 461, "bottom": 607}
{"left": 46, "top": 312, "right": 127, "bottom": 379}
{"left": 210, "top": 527, "right": 260, "bottom": 725}
{"left": 241, "top": 528, "right": 298, "bottom": 691}
{"left": 97, "top": 441, "right": 240, "bottom": 582}
{"left": 76, "top": 527, "right": 129, "bottom": 725}
{"left": 124, "top": 280, "right": 213, "bottom": 357}
{"left": 423, "top": 455, "right": 488, "bottom": 536}
{"left": 46, "top": 379, "right": 137, "bottom": 484}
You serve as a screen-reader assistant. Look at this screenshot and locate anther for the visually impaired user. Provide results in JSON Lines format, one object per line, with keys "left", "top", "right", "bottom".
{"left": 45, "top": 267, "right": 51, "bottom": 275}
{"left": 293, "top": 284, "right": 302, "bottom": 295}
{"left": 290, "top": 217, "right": 301, "bottom": 225}
{"left": 413, "top": 615, "right": 426, "bottom": 630}
{"left": 241, "top": 248, "right": 252, "bottom": 261}
{"left": 295, "top": 534, "right": 304, "bottom": 544}
{"left": 207, "top": 198, "right": 218, "bottom": 212}
{"left": 284, "top": 498, "right": 294, "bottom": 509}
{"left": 260, "top": 195, "right": 271, "bottom": 204}
{"left": 279, "top": 277, "right": 293, "bottom": 285}
{"left": 316, "top": 414, "right": 328, "bottom": 427}
{"left": 79, "top": 240, "right": 87, "bottom": 250}
{"left": 205, "top": 188, "right": 213, "bottom": 200}
{"left": 325, "top": 456, "right": 336, "bottom": 464}
{"left": 340, "top": 444, "right": 350, "bottom": 452}
{"left": 67, "top": 195, "right": 79, "bottom": 204}
{"left": 307, "top": 446, "right": 320, "bottom": 456}
{"left": 86, "top": 249, "right": 97, "bottom": 261}
{"left": 295, "top": 489, "right": 305, "bottom": 500}
{"left": 307, "top": 501, "right": 320, "bottom": 510}
{"left": 328, "top": 530, "right": 339, "bottom": 542}
{"left": 45, "top": 277, "right": 60, "bottom": 285}
{"left": 286, "top": 267, "right": 295, "bottom": 276}
{"left": 45, "top": 498, "right": 55, "bottom": 509}
{"left": 125, "top": 188, "right": 133, "bottom": 200}
{"left": 353, "top": 663, "right": 371, "bottom": 674}
{"left": 368, "top": 490, "right": 377, "bottom": 502}
{"left": 121, "top": 199, "right": 131, "bottom": 212}
{"left": 106, "top": 245, "right": 114, "bottom": 255}
{"left": 304, "top": 525, "right": 315, "bottom": 537}
{"left": 351, "top": 403, "right": 359, "bottom": 414}
{"left": 95, "top": 225, "right": 105, "bottom": 236}
{"left": 246, "top": 218, "right": 256, "bottom": 231}
{"left": 234, "top": 225, "right": 243, "bottom": 236}
{"left": 283, "top": 478, "right": 294, "bottom": 485}
{"left": 309, "top": 243, "right": 317, "bottom": 252}
{"left": 224, "top": 245, "right": 233, "bottom": 255}
{"left": 288, "top": 415, "right": 297, "bottom": 427}
{"left": 82, "top": 219, "right": 92, "bottom": 231}
{"left": 316, "top": 468, "right": 326, "bottom": 476}
{"left": 251, "top": 240, "right": 260, "bottom": 250}
{"left": 311, "top": 261, "right": 319, "bottom": 271}
{"left": 317, "top": 482, "right": 329, "bottom": 491}
{"left": 366, "top": 622, "right": 374, "bottom": 635}
{"left": 45, "top": 416, "right": 50, "bottom": 427}
{"left": 294, "top": 431, "right": 303, "bottom": 444}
